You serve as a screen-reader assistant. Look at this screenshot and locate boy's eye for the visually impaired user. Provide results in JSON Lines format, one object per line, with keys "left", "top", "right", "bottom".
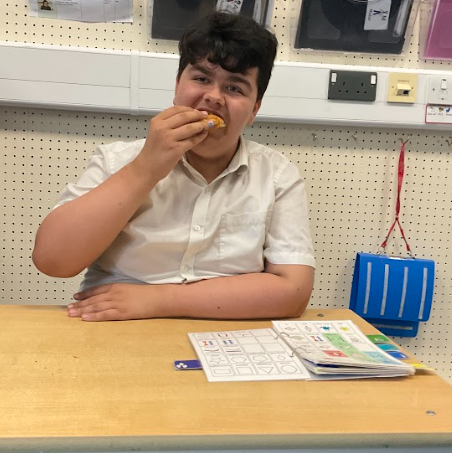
{"left": 194, "top": 76, "right": 208, "bottom": 83}
{"left": 227, "top": 85, "right": 243, "bottom": 94}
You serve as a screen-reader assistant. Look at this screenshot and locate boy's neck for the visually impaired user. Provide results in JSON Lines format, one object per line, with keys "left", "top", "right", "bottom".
{"left": 185, "top": 141, "right": 240, "bottom": 184}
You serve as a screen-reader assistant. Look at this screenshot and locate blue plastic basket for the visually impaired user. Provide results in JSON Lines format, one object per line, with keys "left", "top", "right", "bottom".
{"left": 350, "top": 252, "right": 435, "bottom": 337}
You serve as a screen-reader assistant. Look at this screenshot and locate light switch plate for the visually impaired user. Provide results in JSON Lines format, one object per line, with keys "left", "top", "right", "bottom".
{"left": 427, "top": 76, "right": 452, "bottom": 105}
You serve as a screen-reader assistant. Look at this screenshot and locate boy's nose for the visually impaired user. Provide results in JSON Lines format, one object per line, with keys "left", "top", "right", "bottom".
{"left": 204, "top": 85, "right": 224, "bottom": 105}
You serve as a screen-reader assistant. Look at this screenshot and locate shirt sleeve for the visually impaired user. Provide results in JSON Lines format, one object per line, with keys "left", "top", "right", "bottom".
{"left": 264, "top": 160, "right": 315, "bottom": 268}
{"left": 52, "top": 144, "right": 112, "bottom": 210}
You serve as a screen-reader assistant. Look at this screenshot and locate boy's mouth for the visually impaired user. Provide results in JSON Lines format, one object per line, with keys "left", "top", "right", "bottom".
{"left": 199, "top": 109, "right": 224, "bottom": 122}
{"left": 205, "top": 114, "right": 226, "bottom": 130}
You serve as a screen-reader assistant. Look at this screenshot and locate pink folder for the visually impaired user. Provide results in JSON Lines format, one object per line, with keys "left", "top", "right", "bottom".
{"left": 423, "top": 0, "right": 452, "bottom": 60}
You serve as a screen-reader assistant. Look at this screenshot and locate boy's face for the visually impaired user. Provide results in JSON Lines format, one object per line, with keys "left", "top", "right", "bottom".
{"left": 173, "top": 59, "right": 261, "bottom": 154}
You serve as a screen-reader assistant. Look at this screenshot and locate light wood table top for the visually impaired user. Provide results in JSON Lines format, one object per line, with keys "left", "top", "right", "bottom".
{"left": 1, "top": 305, "right": 452, "bottom": 452}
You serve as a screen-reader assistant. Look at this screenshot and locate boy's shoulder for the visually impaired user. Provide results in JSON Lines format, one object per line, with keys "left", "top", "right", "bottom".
{"left": 244, "top": 139, "right": 293, "bottom": 166}
{"left": 101, "top": 139, "right": 145, "bottom": 156}
{"left": 98, "top": 139, "right": 145, "bottom": 173}
{"left": 243, "top": 139, "right": 302, "bottom": 185}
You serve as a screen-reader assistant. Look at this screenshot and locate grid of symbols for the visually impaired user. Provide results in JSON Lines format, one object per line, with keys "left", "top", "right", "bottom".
{"left": 274, "top": 320, "right": 401, "bottom": 366}
{"left": 191, "top": 328, "right": 309, "bottom": 380}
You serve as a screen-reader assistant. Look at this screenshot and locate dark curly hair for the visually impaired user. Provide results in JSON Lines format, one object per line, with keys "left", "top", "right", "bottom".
{"left": 177, "top": 11, "right": 278, "bottom": 101}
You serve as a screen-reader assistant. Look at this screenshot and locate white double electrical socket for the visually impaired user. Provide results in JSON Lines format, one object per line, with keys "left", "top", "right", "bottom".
{"left": 427, "top": 76, "right": 452, "bottom": 105}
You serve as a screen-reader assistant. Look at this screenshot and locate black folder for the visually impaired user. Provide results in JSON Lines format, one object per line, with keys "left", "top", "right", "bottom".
{"left": 294, "top": 0, "right": 414, "bottom": 54}
{"left": 150, "top": 0, "right": 269, "bottom": 41}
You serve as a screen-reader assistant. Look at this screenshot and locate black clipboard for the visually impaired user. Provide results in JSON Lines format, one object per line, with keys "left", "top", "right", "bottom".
{"left": 294, "top": 0, "right": 414, "bottom": 54}
{"left": 150, "top": 0, "right": 267, "bottom": 41}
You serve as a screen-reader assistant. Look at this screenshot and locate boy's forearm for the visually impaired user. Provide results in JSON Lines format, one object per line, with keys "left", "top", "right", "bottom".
{"left": 155, "top": 269, "right": 313, "bottom": 320}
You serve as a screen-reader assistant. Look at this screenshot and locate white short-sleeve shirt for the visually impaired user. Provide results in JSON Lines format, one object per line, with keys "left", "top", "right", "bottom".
{"left": 55, "top": 138, "right": 315, "bottom": 290}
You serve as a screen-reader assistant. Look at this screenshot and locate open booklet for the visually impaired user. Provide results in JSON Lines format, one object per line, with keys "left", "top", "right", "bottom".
{"left": 187, "top": 320, "right": 415, "bottom": 382}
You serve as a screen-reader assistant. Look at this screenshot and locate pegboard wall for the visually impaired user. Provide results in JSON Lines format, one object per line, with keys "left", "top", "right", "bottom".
{"left": 1, "top": 1, "right": 451, "bottom": 384}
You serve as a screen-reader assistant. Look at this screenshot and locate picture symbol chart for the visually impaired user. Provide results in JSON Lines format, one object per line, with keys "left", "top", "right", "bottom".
{"left": 188, "top": 328, "right": 310, "bottom": 382}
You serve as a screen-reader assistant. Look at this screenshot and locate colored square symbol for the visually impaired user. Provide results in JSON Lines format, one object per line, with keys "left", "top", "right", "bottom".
{"left": 377, "top": 344, "right": 399, "bottom": 352}
{"left": 324, "top": 350, "right": 347, "bottom": 358}
{"left": 367, "top": 334, "right": 391, "bottom": 344}
{"left": 386, "top": 351, "right": 409, "bottom": 360}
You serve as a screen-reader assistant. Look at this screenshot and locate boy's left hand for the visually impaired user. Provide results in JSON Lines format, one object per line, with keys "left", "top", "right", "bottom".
{"left": 67, "top": 283, "right": 157, "bottom": 321}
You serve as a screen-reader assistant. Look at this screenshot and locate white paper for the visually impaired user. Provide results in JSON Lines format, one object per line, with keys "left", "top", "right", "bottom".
{"left": 364, "top": 0, "right": 391, "bottom": 31}
{"left": 28, "top": 0, "right": 133, "bottom": 23}
{"left": 216, "top": 0, "right": 244, "bottom": 14}
{"left": 188, "top": 328, "right": 311, "bottom": 382}
{"left": 425, "top": 105, "right": 452, "bottom": 124}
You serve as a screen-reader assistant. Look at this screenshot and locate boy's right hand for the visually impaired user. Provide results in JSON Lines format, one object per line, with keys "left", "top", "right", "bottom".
{"left": 134, "top": 106, "right": 209, "bottom": 185}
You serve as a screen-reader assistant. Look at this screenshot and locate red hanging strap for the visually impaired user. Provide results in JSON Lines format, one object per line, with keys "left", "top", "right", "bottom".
{"left": 380, "top": 140, "right": 413, "bottom": 257}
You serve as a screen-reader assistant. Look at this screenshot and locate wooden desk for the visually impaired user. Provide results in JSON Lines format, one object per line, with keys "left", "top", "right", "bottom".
{"left": 1, "top": 305, "right": 452, "bottom": 452}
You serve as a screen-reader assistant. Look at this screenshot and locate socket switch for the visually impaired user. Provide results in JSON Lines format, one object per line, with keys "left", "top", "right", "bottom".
{"left": 328, "top": 70, "right": 377, "bottom": 102}
{"left": 427, "top": 76, "right": 452, "bottom": 105}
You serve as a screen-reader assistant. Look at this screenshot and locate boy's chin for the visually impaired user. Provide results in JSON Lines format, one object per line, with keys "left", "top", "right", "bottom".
{"left": 190, "top": 136, "right": 223, "bottom": 155}
{"left": 197, "top": 130, "right": 223, "bottom": 146}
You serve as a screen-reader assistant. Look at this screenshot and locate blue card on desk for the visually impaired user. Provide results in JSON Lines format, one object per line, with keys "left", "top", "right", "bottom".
{"left": 174, "top": 360, "right": 203, "bottom": 371}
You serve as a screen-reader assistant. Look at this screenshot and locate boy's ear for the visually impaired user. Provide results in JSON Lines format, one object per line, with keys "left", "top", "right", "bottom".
{"left": 247, "top": 100, "right": 262, "bottom": 125}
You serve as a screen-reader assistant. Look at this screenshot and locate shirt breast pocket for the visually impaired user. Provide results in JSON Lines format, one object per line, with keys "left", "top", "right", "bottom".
{"left": 218, "top": 211, "right": 271, "bottom": 274}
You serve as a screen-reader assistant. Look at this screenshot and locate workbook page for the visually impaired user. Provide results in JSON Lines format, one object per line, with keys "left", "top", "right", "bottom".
{"left": 272, "top": 320, "right": 415, "bottom": 372}
{"left": 188, "top": 328, "right": 310, "bottom": 382}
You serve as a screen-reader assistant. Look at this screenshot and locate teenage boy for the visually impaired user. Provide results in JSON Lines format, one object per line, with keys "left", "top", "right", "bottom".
{"left": 33, "top": 11, "right": 315, "bottom": 322}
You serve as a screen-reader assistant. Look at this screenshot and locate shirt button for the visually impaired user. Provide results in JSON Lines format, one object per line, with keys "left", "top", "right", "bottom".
{"left": 194, "top": 224, "right": 201, "bottom": 231}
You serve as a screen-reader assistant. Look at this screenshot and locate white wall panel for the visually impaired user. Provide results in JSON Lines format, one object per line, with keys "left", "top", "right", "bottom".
{"left": 0, "top": 44, "right": 131, "bottom": 85}
{"left": 0, "top": 79, "right": 131, "bottom": 110}
{"left": 2, "top": 42, "right": 452, "bottom": 130}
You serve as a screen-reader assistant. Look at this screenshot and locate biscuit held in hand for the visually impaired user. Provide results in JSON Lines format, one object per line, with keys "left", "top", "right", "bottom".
{"left": 205, "top": 114, "right": 226, "bottom": 130}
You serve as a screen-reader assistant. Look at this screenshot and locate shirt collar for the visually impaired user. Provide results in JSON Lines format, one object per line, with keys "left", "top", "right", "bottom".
{"left": 180, "top": 137, "right": 249, "bottom": 180}
{"left": 226, "top": 137, "right": 249, "bottom": 175}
